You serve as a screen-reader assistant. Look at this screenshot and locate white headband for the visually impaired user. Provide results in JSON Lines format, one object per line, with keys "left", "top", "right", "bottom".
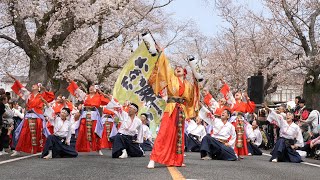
{"left": 130, "top": 105, "right": 138, "bottom": 111}
{"left": 61, "top": 109, "right": 70, "bottom": 115}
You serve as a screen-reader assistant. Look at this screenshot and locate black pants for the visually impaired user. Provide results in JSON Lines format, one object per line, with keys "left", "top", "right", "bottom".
{"left": 0, "top": 127, "right": 10, "bottom": 151}
{"left": 110, "top": 133, "right": 144, "bottom": 158}
{"left": 300, "top": 143, "right": 320, "bottom": 158}
{"left": 270, "top": 137, "right": 302, "bottom": 163}
{"left": 247, "top": 142, "right": 262, "bottom": 155}
{"left": 200, "top": 135, "right": 237, "bottom": 161}
{"left": 41, "top": 135, "right": 78, "bottom": 158}
{"left": 11, "top": 117, "right": 22, "bottom": 150}
{"left": 186, "top": 134, "right": 201, "bottom": 152}
{"left": 141, "top": 139, "right": 153, "bottom": 151}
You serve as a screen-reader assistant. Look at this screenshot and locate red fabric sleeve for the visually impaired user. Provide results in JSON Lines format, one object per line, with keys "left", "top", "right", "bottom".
{"left": 41, "top": 91, "right": 55, "bottom": 103}
{"left": 220, "top": 83, "right": 230, "bottom": 98}
{"left": 67, "top": 102, "right": 74, "bottom": 111}
{"left": 100, "top": 95, "right": 110, "bottom": 106}
{"left": 246, "top": 101, "right": 256, "bottom": 113}
{"left": 103, "top": 107, "right": 115, "bottom": 115}
{"left": 204, "top": 93, "right": 213, "bottom": 106}
{"left": 67, "top": 81, "right": 79, "bottom": 96}
{"left": 11, "top": 80, "right": 24, "bottom": 95}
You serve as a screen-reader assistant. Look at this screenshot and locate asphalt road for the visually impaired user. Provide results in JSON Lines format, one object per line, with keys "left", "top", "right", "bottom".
{"left": 0, "top": 150, "right": 319, "bottom": 180}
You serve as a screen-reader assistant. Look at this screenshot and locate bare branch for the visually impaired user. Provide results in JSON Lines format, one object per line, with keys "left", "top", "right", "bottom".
{"left": 8, "top": 0, "right": 37, "bottom": 57}
{"left": 308, "top": 8, "right": 320, "bottom": 55}
{"left": 0, "top": 24, "right": 12, "bottom": 30}
{"left": 0, "top": 34, "right": 22, "bottom": 48}
{"left": 35, "top": 0, "right": 63, "bottom": 40}
{"left": 281, "top": 0, "right": 311, "bottom": 56}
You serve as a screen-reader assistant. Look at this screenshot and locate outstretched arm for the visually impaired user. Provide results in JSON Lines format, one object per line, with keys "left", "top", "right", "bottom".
{"left": 8, "top": 72, "right": 30, "bottom": 100}
{"left": 66, "top": 80, "right": 86, "bottom": 101}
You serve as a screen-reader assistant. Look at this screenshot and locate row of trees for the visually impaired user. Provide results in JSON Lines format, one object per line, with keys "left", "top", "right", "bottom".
{"left": 0, "top": 0, "right": 319, "bottom": 109}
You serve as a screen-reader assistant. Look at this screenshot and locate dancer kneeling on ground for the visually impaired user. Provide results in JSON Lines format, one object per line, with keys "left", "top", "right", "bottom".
{"left": 42, "top": 108, "right": 78, "bottom": 159}
{"left": 108, "top": 102, "right": 144, "bottom": 159}
{"left": 265, "top": 104, "right": 304, "bottom": 163}
{"left": 246, "top": 120, "right": 262, "bottom": 156}
{"left": 186, "top": 116, "right": 206, "bottom": 152}
{"left": 140, "top": 113, "right": 153, "bottom": 151}
{"left": 199, "top": 107, "right": 237, "bottom": 161}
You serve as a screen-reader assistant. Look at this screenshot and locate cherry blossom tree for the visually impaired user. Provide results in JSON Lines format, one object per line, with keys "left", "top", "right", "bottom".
{"left": 0, "top": 0, "right": 173, "bottom": 95}
{"left": 257, "top": 0, "right": 320, "bottom": 109}
{"left": 201, "top": 0, "right": 305, "bottom": 101}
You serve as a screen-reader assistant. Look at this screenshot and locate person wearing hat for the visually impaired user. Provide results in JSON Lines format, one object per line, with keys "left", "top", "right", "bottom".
{"left": 6, "top": 72, "right": 55, "bottom": 156}
{"left": 42, "top": 108, "right": 78, "bottom": 159}
{"left": 140, "top": 113, "right": 153, "bottom": 151}
{"left": 108, "top": 102, "right": 144, "bottom": 158}
{"left": 265, "top": 105, "right": 304, "bottom": 163}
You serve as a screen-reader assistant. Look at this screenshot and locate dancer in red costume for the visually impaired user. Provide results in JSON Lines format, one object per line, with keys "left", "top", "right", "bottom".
{"left": 7, "top": 73, "right": 54, "bottom": 156}
{"left": 147, "top": 53, "right": 200, "bottom": 168}
{"left": 66, "top": 77, "right": 110, "bottom": 155}
{"left": 231, "top": 113, "right": 249, "bottom": 158}
{"left": 231, "top": 92, "right": 255, "bottom": 114}
{"left": 101, "top": 107, "right": 115, "bottom": 149}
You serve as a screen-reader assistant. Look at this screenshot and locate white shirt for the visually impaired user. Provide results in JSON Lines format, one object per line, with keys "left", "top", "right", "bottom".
{"left": 187, "top": 120, "right": 207, "bottom": 141}
{"left": 105, "top": 98, "right": 143, "bottom": 143}
{"left": 305, "top": 110, "right": 320, "bottom": 134}
{"left": 199, "top": 107, "right": 236, "bottom": 147}
{"left": 142, "top": 124, "right": 152, "bottom": 141}
{"left": 12, "top": 108, "right": 24, "bottom": 119}
{"left": 245, "top": 123, "right": 256, "bottom": 142}
{"left": 50, "top": 116, "right": 73, "bottom": 143}
{"left": 267, "top": 110, "right": 304, "bottom": 147}
{"left": 253, "top": 128, "right": 262, "bottom": 146}
{"left": 199, "top": 107, "right": 236, "bottom": 148}
{"left": 116, "top": 112, "right": 143, "bottom": 143}
{"left": 70, "top": 117, "right": 80, "bottom": 135}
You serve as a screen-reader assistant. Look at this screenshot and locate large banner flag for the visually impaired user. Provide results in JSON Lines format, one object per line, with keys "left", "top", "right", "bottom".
{"left": 113, "top": 41, "right": 166, "bottom": 137}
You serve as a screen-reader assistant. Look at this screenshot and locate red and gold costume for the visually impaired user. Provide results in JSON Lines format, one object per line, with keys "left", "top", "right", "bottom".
{"left": 231, "top": 118, "right": 248, "bottom": 156}
{"left": 101, "top": 107, "right": 115, "bottom": 149}
{"left": 148, "top": 53, "right": 199, "bottom": 166}
{"left": 67, "top": 81, "right": 110, "bottom": 152}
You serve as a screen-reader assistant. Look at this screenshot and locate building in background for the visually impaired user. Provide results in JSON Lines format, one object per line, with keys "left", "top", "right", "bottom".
{"left": 266, "top": 85, "right": 302, "bottom": 103}
{"left": 0, "top": 75, "right": 28, "bottom": 99}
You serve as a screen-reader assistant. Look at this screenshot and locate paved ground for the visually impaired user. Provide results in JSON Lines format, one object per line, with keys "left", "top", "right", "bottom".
{"left": 0, "top": 150, "right": 319, "bottom": 180}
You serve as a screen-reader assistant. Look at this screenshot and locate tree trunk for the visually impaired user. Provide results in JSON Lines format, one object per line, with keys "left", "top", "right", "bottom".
{"left": 303, "top": 68, "right": 320, "bottom": 111}
{"left": 27, "top": 55, "right": 49, "bottom": 89}
{"left": 52, "top": 79, "right": 69, "bottom": 97}
{"left": 27, "top": 54, "right": 69, "bottom": 96}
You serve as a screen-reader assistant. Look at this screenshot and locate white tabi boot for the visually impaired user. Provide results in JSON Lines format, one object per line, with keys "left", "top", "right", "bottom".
{"left": 147, "top": 160, "right": 155, "bottom": 169}
{"left": 119, "top": 149, "right": 128, "bottom": 159}
{"left": 97, "top": 150, "right": 103, "bottom": 156}
{"left": 43, "top": 150, "right": 53, "bottom": 159}
{"left": 11, "top": 150, "right": 20, "bottom": 157}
